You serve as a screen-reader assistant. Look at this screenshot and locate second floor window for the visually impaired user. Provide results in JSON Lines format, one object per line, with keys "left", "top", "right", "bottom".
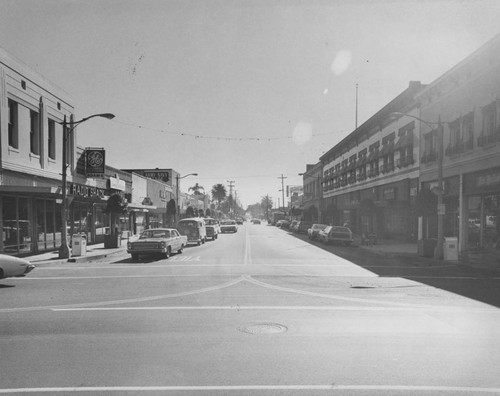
{"left": 462, "top": 113, "right": 474, "bottom": 148}
{"left": 30, "top": 110, "right": 40, "bottom": 155}
{"left": 48, "top": 119, "right": 56, "bottom": 160}
{"left": 8, "top": 99, "right": 19, "bottom": 149}
{"left": 482, "top": 102, "right": 497, "bottom": 136}
{"left": 423, "top": 130, "right": 436, "bottom": 159}
{"left": 449, "top": 120, "right": 461, "bottom": 147}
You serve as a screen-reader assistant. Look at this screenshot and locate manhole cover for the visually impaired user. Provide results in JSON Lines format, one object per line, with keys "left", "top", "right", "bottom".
{"left": 238, "top": 323, "right": 288, "bottom": 335}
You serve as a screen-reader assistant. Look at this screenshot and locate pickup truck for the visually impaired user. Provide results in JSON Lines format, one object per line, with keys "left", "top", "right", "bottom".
{"left": 127, "top": 228, "right": 187, "bottom": 259}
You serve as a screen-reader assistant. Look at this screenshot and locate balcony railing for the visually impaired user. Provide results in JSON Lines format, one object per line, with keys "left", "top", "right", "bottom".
{"left": 478, "top": 131, "right": 500, "bottom": 146}
{"left": 396, "top": 156, "right": 415, "bottom": 168}
{"left": 421, "top": 152, "right": 437, "bottom": 163}
{"left": 380, "top": 163, "right": 395, "bottom": 174}
{"left": 367, "top": 169, "right": 379, "bottom": 178}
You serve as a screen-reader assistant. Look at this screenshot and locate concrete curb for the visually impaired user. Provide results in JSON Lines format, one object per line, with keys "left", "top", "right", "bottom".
{"left": 31, "top": 248, "right": 126, "bottom": 266}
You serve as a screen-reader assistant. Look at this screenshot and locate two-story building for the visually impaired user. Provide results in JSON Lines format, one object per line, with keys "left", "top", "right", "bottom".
{"left": 417, "top": 33, "right": 500, "bottom": 254}
{"left": 319, "top": 81, "right": 425, "bottom": 241}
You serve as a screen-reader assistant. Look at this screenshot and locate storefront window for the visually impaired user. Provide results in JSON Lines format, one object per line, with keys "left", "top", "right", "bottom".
{"left": 95, "top": 204, "right": 110, "bottom": 241}
{"left": 3, "top": 197, "right": 19, "bottom": 253}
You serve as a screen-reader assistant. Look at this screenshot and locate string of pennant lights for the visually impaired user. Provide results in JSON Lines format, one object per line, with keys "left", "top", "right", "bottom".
{"left": 110, "top": 119, "right": 334, "bottom": 142}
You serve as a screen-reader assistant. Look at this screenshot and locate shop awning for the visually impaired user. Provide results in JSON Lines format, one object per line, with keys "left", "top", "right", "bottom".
{"left": 394, "top": 133, "right": 414, "bottom": 150}
{"left": 379, "top": 141, "right": 395, "bottom": 156}
{"left": 366, "top": 149, "right": 379, "bottom": 162}
{"left": 0, "top": 185, "right": 61, "bottom": 198}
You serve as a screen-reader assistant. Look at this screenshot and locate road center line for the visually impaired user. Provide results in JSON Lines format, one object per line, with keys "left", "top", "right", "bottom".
{"left": 244, "top": 225, "right": 252, "bottom": 265}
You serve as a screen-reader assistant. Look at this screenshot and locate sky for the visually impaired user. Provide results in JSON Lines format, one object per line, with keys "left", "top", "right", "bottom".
{"left": 1, "top": 0, "right": 500, "bottom": 208}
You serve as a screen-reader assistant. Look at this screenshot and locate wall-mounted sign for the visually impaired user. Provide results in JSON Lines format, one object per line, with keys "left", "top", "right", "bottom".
{"left": 68, "top": 183, "right": 106, "bottom": 199}
{"left": 85, "top": 148, "right": 105, "bottom": 177}
{"left": 108, "top": 176, "right": 126, "bottom": 191}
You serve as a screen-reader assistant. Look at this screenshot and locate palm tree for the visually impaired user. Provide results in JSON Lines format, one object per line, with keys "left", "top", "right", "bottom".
{"left": 189, "top": 183, "right": 205, "bottom": 196}
{"left": 211, "top": 184, "right": 227, "bottom": 209}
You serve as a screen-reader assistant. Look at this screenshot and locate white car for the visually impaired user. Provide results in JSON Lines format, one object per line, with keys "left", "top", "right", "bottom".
{"left": 127, "top": 228, "right": 187, "bottom": 259}
{"left": 220, "top": 220, "right": 238, "bottom": 233}
{"left": 0, "top": 254, "right": 35, "bottom": 279}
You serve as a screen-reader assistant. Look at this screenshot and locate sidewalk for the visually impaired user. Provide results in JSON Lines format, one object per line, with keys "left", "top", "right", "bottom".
{"left": 354, "top": 234, "right": 500, "bottom": 272}
{"left": 27, "top": 241, "right": 129, "bottom": 266}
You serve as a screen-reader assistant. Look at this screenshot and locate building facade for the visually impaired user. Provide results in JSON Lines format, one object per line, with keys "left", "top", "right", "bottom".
{"left": 319, "top": 82, "right": 424, "bottom": 241}
{"left": 417, "top": 34, "right": 500, "bottom": 253}
{"left": 300, "top": 163, "right": 323, "bottom": 223}
{"left": 0, "top": 47, "right": 75, "bottom": 255}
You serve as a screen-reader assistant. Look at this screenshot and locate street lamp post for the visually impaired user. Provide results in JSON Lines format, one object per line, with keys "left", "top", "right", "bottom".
{"left": 175, "top": 173, "right": 198, "bottom": 224}
{"left": 58, "top": 113, "right": 115, "bottom": 259}
{"left": 391, "top": 112, "right": 445, "bottom": 259}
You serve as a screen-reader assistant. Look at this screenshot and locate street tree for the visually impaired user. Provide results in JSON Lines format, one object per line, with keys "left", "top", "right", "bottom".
{"left": 211, "top": 184, "right": 227, "bottom": 208}
{"left": 189, "top": 183, "right": 205, "bottom": 196}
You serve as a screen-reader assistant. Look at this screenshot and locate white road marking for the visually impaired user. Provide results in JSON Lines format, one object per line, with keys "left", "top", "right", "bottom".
{"left": 0, "top": 277, "right": 245, "bottom": 313}
{"left": 245, "top": 225, "right": 252, "bottom": 265}
{"left": 1, "top": 385, "right": 500, "bottom": 393}
{"left": 50, "top": 305, "right": 485, "bottom": 312}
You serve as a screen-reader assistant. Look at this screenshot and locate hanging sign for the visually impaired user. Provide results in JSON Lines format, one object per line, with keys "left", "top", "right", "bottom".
{"left": 85, "top": 148, "right": 105, "bottom": 177}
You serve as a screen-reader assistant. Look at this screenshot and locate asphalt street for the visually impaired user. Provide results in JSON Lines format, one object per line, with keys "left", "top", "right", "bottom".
{"left": 1, "top": 222, "right": 500, "bottom": 395}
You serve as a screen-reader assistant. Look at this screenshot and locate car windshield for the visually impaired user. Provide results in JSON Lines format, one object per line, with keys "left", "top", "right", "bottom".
{"left": 221, "top": 220, "right": 235, "bottom": 225}
{"left": 140, "top": 229, "right": 169, "bottom": 239}
{"left": 313, "top": 224, "right": 327, "bottom": 230}
{"left": 205, "top": 219, "right": 217, "bottom": 225}
{"left": 178, "top": 221, "right": 198, "bottom": 228}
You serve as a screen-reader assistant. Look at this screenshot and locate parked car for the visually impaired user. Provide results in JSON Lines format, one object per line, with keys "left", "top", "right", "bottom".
{"left": 236, "top": 218, "right": 244, "bottom": 225}
{"left": 220, "top": 219, "right": 238, "bottom": 233}
{"left": 0, "top": 254, "right": 35, "bottom": 279}
{"left": 127, "top": 228, "right": 187, "bottom": 259}
{"left": 318, "top": 226, "right": 354, "bottom": 246}
{"left": 277, "top": 219, "right": 290, "bottom": 229}
{"left": 177, "top": 218, "right": 207, "bottom": 245}
{"left": 204, "top": 217, "right": 220, "bottom": 240}
{"left": 296, "top": 221, "right": 312, "bottom": 234}
{"left": 289, "top": 220, "right": 299, "bottom": 232}
{"left": 307, "top": 224, "right": 328, "bottom": 240}
{"left": 251, "top": 219, "right": 261, "bottom": 224}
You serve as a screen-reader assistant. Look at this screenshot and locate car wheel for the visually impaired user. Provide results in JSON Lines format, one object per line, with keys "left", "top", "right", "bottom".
{"left": 178, "top": 244, "right": 184, "bottom": 254}
{"left": 163, "top": 247, "right": 171, "bottom": 259}
{"left": 131, "top": 253, "right": 139, "bottom": 260}
{"left": 197, "top": 240, "right": 201, "bottom": 246}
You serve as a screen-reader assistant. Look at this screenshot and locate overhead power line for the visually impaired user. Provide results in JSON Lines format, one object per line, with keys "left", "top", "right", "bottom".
{"left": 109, "top": 119, "right": 336, "bottom": 142}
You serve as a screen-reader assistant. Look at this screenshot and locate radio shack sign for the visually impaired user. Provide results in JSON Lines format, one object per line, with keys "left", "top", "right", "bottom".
{"left": 85, "top": 148, "right": 105, "bottom": 177}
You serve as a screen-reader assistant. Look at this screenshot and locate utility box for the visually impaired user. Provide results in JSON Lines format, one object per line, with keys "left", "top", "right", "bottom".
{"left": 443, "top": 237, "right": 458, "bottom": 261}
{"left": 72, "top": 233, "right": 87, "bottom": 256}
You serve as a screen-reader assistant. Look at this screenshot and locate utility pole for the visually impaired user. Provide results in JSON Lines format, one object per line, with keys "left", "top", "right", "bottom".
{"left": 278, "top": 174, "right": 287, "bottom": 213}
{"left": 227, "top": 180, "right": 235, "bottom": 217}
{"left": 266, "top": 194, "right": 270, "bottom": 222}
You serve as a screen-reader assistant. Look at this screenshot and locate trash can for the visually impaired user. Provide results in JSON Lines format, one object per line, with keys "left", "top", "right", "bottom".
{"left": 72, "top": 233, "right": 87, "bottom": 256}
{"left": 444, "top": 237, "right": 458, "bottom": 261}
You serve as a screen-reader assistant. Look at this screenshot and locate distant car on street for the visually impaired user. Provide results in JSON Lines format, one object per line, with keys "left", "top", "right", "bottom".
{"left": 0, "top": 254, "right": 35, "bottom": 279}
{"left": 251, "top": 219, "right": 261, "bottom": 224}
{"left": 127, "top": 228, "right": 187, "bottom": 260}
{"left": 307, "top": 224, "right": 328, "bottom": 240}
{"left": 220, "top": 220, "right": 238, "bottom": 233}
{"left": 296, "top": 221, "right": 312, "bottom": 234}
{"left": 204, "top": 217, "right": 220, "bottom": 240}
{"left": 276, "top": 219, "right": 290, "bottom": 229}
{"left": 177, "top": 218, "right": 207, "bottom": 245}
{"left": 318, "top": 226, "right": 354, "bottom": 246}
